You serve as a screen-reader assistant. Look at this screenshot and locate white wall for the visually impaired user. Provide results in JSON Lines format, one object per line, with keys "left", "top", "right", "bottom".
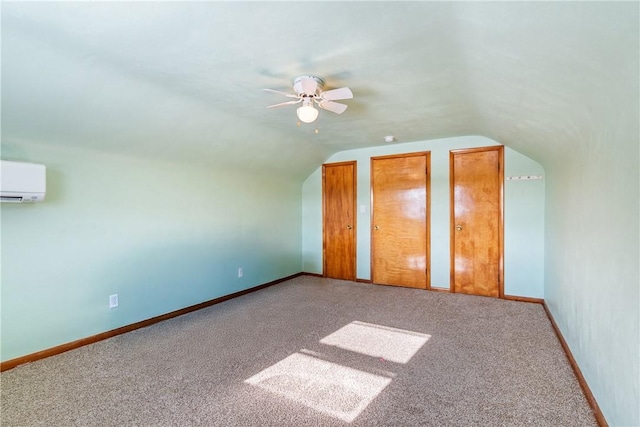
{"left": 302, "top": 135, "right": 545, "bottom": 298}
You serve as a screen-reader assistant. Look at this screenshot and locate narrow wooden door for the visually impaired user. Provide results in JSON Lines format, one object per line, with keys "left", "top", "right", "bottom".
{"left": 371, "top": 153, "right": 430, "bottom": 289}
{"left": 450, "top": 146, "right": 504, "bottom": 297}
{"left": 323, "top": 161, "right": 356, "bottom": 280}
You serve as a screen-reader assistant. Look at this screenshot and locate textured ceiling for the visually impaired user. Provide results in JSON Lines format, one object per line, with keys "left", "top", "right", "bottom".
{"left": 2, "top": 2, "right": 637, "bottom": 179}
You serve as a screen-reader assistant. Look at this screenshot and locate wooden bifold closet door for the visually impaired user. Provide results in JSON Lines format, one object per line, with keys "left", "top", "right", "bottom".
{"left": 450, "top": 146, "right": 504, "bottom": 297}
{"left": 371, "top": 152, "right": 430, "bottom": 289}
{"left": 323, "top": 161, "right": 357, "bottom": 281}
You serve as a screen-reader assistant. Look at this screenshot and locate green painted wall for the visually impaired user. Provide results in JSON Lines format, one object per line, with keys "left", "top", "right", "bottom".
{"left": 542, "top": 118, "right": 639, "bottom": 424}
{"left": 302, "top": 135, "right": 545, "bottom": 298}
{"left": 505, "top": 150, "right": 545, "bottom": 298}
{"left": 1, "top": 141, "right": 302, "bottom": 362}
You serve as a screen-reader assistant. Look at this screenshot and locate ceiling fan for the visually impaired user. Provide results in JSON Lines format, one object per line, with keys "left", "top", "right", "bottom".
{"left": 264, "top": 76, "right": 353, "bottom": 123}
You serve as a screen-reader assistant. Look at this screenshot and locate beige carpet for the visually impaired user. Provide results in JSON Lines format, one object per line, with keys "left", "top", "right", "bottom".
{"left": 1, "top": 276, "right": 597, "bottom": 426}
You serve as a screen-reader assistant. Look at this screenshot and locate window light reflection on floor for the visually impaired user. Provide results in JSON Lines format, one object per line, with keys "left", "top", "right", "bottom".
{"left": 245, "top": 321, "right": 431, "bottom": 422}
{"left": 319, "top": 321, "right": 431, "bottom": 364}
{"left": 245, "top": 351, "right": 392, "bottom": 423}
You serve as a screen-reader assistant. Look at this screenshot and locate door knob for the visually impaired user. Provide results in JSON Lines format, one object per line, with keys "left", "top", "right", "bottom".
{"left": 374, "top": 225, "right": 380, "bottom": 230}
{"left": 346, "top": 225, "right": 352, "bottom": 229}
{"left": 456, "top": 225, "right": 463, "bottom": 231}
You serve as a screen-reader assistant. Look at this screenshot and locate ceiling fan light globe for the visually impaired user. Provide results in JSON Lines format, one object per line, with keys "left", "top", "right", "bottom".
{"left": 297, "top": 105, "right": 319, "bottom": 123}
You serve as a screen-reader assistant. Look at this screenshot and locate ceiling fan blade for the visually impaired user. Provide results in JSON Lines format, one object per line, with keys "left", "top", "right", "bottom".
{"left": 320, "top": 87, "right": 353, "bottom": 101}
{"left": 318, "top": 100, "right": 348, "bottom": 114}
{"left": 267, "top": 99, "right": 302, "bottom": 109}
{"left": 263, "top": 88, "right": 298, "bottom": 98}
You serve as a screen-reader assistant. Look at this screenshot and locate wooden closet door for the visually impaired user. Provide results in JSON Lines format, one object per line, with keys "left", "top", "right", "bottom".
{"left": 323, "top": 161, "right": 356, "bottom": 280}
{"left": 371, "top": 152, "right": 430, "bottom": 289}
{"left": 450, "top": 146, "right": 504, "bottom": 297}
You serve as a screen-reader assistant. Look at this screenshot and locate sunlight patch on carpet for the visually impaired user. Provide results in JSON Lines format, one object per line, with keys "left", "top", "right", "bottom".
{"left": 245, "top": 352, "right": 391, "bottom": 422}
{"left": 319, "top": 321, "right": 431, "bottom": 364}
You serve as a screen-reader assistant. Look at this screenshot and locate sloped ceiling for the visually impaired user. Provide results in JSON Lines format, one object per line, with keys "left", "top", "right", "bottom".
{"left": 2, "top": 2, "right": 637, "bottom": 179}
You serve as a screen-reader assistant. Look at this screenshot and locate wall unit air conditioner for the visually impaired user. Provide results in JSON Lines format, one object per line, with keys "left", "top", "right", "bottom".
{"left": 0, "top": 160, "right": 46, "bottom": 202}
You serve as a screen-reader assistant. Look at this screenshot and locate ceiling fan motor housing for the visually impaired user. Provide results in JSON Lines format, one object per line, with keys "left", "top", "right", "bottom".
{"left": 294, "top": 76, "right": 324, "bottom": 96}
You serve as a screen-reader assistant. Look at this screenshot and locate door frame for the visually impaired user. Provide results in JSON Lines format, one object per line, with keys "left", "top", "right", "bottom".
{"left": 449, "top": 145, "right": 504, "bottom": 297}
{"left": 322, "top": 161, "right": 357, "bottom": 280}
{"left": 370, "top": 151, "right": 431, "bottom": 289}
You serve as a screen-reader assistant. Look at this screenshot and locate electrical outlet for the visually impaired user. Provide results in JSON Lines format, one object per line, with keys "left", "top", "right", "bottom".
{"left": 238, "top": 268, "right": 243, "bottom": 278}
{"left": 109, "top": 294, "right": 118, "bottom": 309}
